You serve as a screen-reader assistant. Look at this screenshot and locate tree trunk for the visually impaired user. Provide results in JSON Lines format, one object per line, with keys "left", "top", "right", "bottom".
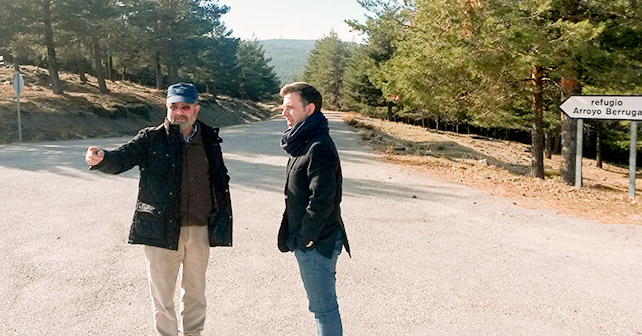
{"left": 108, "top": 55, "right": 114, "bottom": 81}
{"left": 545, "top": 131, "right": 553, "bottom": 159}
{"left": 560, "top": 76, "right": 582, "bottom": 185}
{"left": 75, "top": 48, "right": 87, "bottom": 84}
{"left": 166, "top": 60, "right": 175, "bottom": 85}
{"left": 387, "top": 101, "right": 394, "bottom": 121}
{"left": 92, "top": 39, "right": 109, "bottom": 93}
{"left": 553, "top": 132, "right": 561, "bottom": 154}
{"left": 41, "top": 0, "right": 63, "bottom": 94}
{"left": 531, "top": 65, "right": 545, "bottom": 179}
{"left": 167, "top": 43, "right": 179, "bottom": 85}
{"left": 77, "top": 57, "right": 87, "bottom": 84}
{"left": 153, "top": 52, "right": 162, "bottom": 89}
{"left": 121, "top": 66, "right": 126, "bottom": 81}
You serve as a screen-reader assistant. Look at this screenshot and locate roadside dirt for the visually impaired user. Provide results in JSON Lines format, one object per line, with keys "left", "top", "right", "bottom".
{"left": 0, "top": 65, "right": 278, "bottom": 144}
{"left": 344, "top": 112, "right": 642, "bottom": 224}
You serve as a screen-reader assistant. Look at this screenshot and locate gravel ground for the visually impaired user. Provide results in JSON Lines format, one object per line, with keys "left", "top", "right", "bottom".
{"left": 1, "top": 112, "right": 641, "bottom": 335}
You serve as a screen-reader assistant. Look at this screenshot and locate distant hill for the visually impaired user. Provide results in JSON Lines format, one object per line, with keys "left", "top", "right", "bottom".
{"left": 260, "top": 39, "right": 316, "bottom": 85}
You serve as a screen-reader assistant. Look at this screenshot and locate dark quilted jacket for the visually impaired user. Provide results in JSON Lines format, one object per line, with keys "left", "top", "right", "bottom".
{"left": 91, "top": 120, "right": 232, "bottom": 250}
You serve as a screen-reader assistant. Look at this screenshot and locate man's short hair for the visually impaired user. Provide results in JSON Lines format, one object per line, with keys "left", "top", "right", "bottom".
{"left": 280, "top": 82, "right": 322, "bottom": 112}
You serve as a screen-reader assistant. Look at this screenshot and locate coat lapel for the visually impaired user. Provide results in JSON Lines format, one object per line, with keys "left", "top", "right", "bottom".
{"left": 285, "top": 156, "right": 296, "bottom": 190}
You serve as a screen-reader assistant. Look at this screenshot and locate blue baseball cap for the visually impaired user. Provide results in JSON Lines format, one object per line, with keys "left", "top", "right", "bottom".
{"left": 167, "top": 83, "right": 198, "bottom": 104}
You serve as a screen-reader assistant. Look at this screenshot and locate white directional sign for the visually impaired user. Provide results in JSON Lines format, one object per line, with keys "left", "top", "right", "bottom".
{"left": 13, "top": 73, "right": 24, "bottom": 96}
{"left": 559, "top": 95, "right": 642, "bottom": 121}
{"left": 560, "top": 95, "right": 640, "bottom": 197}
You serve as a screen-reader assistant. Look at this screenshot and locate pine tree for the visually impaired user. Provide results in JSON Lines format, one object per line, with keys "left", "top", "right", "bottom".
{"left": 379, "top": 0, "right": 481, "bottom": 129}
{"left": 236, "top": 39, "right": 280, "bottom": 101}
{"left": 0, "top": 0, "right": 14, "bottom": 67}
{"left": 124, "top": 0, "right": 231, "bottom": 89}
{"left": 188, "top": 35, "right": 241, "bottom": 97}
{"left": 303, "top": 31, "right": 351, "bottom": 110}
{"left": 341, "top": 46, "right": 385, "bottom": 114}
{"left": 7, "top": 0, "right": 65, "bottom": 94}
{"left": 57, "top": 0, "right": 123, "bottom": 93}
{"left": 342, "top": 0, "right": 404, "bottom": 116}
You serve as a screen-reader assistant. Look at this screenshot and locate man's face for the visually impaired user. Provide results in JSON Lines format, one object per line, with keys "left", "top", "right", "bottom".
{"left": 166, "top": 102, "right": 200, "bottom": 132}
{"left": 282, "top": 92, "right": 314, "bottom": 128}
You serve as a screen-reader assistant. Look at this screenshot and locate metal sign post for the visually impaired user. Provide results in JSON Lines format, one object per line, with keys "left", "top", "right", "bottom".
{"left": 630, "top": 121, "right": 638, "bottom": 198}
{"left": 559, "top": 95, "right": 641, "bottom": 197}
{"left": 575, "top": 119, "right": 583, "bottom": 188}
{"left": 13, "top": 73, "right": 24, "bottom": 143}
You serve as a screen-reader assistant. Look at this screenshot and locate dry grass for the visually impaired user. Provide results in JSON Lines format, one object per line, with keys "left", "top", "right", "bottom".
{"left": 344, "top": 112, "right": 642, "bottom": 225}
{"left": 0, "top": 65, "right": 279, "bottom": 143}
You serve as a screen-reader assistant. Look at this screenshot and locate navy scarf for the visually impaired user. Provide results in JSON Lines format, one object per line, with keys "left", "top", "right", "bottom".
{"left": 280, "top": 111, "right": 329, "bottom": 156}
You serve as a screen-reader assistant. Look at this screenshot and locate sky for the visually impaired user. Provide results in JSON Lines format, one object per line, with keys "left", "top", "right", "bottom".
{"left": 219, "top": 0, "right": 368, "bottom": 42}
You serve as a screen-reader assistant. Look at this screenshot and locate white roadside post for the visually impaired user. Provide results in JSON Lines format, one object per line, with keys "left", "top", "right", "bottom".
{"left": 13, "top": 72, "right": 24, "bottom": 143}
{"left": 559, "top": 95, "right": 641, "bottom": 198}
{"left": 630, "top": 121, "right": 638, "bottom": 198}
{"left": 575, "top": 118, "right": 583, "bottom": 188}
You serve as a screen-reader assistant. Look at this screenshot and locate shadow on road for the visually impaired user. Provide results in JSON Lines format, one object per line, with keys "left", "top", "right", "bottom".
{"left": 0, "top": 137, "right": 139, "bottom": 180}
{"left": 0, "top": 112, "right": 463, "bottom": 200}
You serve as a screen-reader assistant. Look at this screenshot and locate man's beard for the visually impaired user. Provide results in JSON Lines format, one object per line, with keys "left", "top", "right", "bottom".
{"left": 168, "top": 118, "right": 191, "bottom": 132}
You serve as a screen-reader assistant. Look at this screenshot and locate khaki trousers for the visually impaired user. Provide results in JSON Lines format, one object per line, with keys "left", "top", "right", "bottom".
{"left": 144, "top": 226, "right": 210, "bottom": 336}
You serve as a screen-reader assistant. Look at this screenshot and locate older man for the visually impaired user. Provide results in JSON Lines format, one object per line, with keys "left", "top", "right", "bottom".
{"left": 278, "top": 82, "right": 351, "bottom": 336}
{"left": 85, "top": 82, "right": 232, "bottom": 336}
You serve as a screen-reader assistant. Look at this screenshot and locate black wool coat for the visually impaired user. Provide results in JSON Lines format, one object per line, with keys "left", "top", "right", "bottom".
{"left": 91, "top": 120, "right": 232, "bottom": 250}
{"left": 278, "top": 131, "right": 350, "bottom": 259}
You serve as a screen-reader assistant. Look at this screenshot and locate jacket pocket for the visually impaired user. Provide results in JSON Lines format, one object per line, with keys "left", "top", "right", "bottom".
{"left": 136, "top": 201, "right": 163, "bottom": 216}
{"left": 132, "top": 202, "right": 166, "bottom": 241}
{"left": 208, "top": 209, "right": 232, "bottom": 246}
{"left": 147, "top": 150, "right": 172, "bottom": 177}
{"left": 278, "top": 211, "right": 290, "bottom": 252}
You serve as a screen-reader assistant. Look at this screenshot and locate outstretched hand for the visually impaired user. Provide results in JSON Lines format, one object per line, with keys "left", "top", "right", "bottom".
{"left": 85, "top": 146, "right": 105, "bottom": 166}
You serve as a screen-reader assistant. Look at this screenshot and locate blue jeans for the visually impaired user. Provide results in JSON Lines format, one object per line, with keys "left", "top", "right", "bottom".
{"left": 294, "top": 232, "right": 344, "bottom": 336}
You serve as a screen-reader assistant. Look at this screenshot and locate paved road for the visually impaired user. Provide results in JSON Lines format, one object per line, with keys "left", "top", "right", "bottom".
{"left": 1, "top": 112, "right": 642, "bottom": 335}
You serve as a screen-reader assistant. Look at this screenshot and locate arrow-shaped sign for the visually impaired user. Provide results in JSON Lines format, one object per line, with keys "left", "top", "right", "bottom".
{"left": 13, "top": 73, "right": 24, "bottom": 96}
{"left": 559, "top": 95, "right": 642, "bottom": 121}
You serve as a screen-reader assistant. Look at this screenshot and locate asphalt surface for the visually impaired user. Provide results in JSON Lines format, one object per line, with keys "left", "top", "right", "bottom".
{"left": 1, "top": 112, "right": 642, "bottom": 335}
